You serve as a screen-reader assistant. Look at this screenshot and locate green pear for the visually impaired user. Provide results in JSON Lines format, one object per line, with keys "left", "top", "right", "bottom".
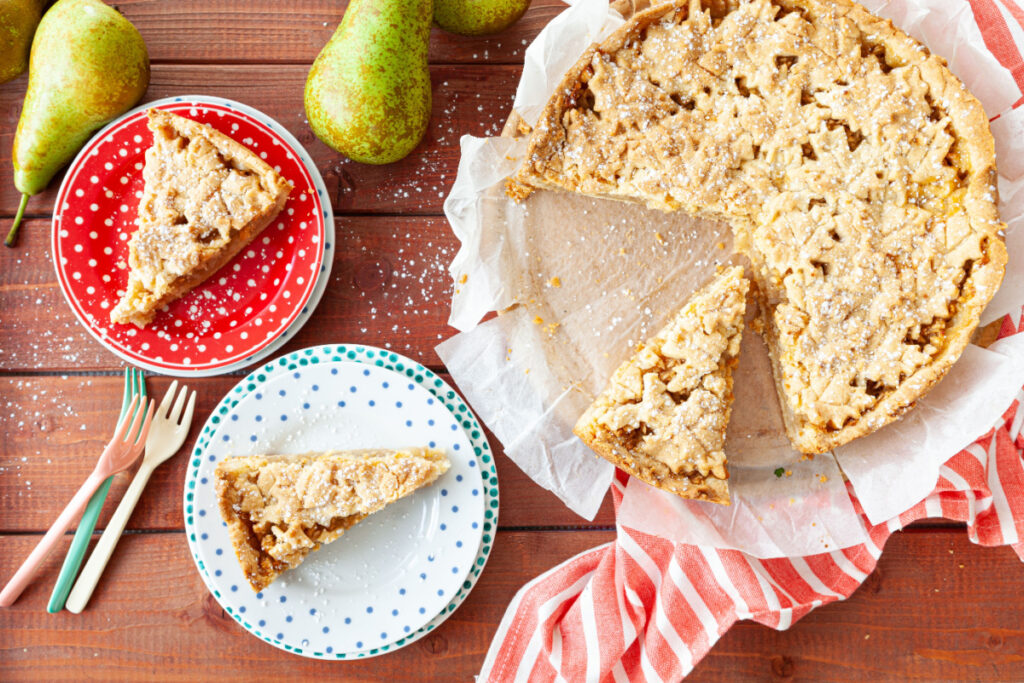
{"left": 305, "top": 0, "right": 432, "bottom": 165}
{"left": 434, "top": 0, "right": 531, "bottom": 36}
{"left": 0, "top": 0, "right": 44, "bottom": 84}
{"left": 7, "top": 0, "right": 149, "bottom": 247}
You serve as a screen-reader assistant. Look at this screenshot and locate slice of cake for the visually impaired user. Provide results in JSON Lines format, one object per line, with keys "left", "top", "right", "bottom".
{"left": 111, "top": 108, "right": 293, "bottom": 327}
{"left": 574, "top": 267, "right": 748, "bottom": 504}
{"left": 214, "top": 447, "right": 450, "bottom": 591}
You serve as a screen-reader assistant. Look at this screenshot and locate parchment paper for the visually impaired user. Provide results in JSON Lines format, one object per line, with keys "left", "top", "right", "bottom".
{"left": 438, "top": 0, "right": 1024, "bottom": 555}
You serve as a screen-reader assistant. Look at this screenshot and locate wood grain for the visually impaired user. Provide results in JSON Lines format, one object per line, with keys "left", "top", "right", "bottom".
{"left": 0, "top": 216, "right": 465, "bottom": 372}
{"left": 0, "top": 374, "right": 615, "bottom": 533}
{"left": 0, "top": 63, "right": 521, "bottom": 217}
{"left": 111, "top": 0, "right": 566, "bottom": 66}
{"left": 0, "top": 529, "right": 1021, "bottom": 681}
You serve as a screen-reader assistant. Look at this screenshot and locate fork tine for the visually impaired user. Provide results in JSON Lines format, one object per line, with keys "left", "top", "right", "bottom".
{"left": 113, "top": 395, "right": 141, "bottom": 442}
{"left": 180, "top": 390, "right": 197, "bottom": 427}
{"left": 121, "top": 395, "right": 149, "bottom": 445}
{"left": 132, "top": 399, "right": 157, "bottom": 447}
{"left": 137, "top": 368, "right": 147, "bottom": 400}
{"left": 158, "top": 380, "right": 180, "bottom": 419}
{"left": 168, "top": 383, "right": 188, "bottom": 422}
{"left": 119, "top": 368, "right": 132, "bottom": 422}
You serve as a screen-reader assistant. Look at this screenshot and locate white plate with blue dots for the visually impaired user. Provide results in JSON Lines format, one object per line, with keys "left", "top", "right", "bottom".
{"left": 184, "top": 344, "right": 499, "bottom": 659}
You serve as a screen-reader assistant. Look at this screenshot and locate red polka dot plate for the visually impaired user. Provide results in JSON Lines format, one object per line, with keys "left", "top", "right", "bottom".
{"left": 52, "top": 96, "right": 334, "bottom": 377}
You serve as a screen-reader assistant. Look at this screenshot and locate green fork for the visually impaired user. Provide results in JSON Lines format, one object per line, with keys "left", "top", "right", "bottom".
{"left": 46, "top": 367, "right": 145, "bottom": 613}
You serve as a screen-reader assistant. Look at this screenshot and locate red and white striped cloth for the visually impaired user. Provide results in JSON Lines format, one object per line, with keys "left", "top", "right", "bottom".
{"left": 480, "top": 3, "right": 1024, "bottom": 678}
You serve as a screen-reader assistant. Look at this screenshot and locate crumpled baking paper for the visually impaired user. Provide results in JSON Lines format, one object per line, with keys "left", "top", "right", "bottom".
{"left": 438, "top": 0, "right": 1024, "bottom": 555}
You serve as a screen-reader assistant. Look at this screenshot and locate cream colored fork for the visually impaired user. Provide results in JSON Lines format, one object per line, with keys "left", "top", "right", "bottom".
{"left": 65, "top": 381, "right": 196, "bottom": 613}
{"left": 0, "top": 395, "right": 155, "bottom": 607}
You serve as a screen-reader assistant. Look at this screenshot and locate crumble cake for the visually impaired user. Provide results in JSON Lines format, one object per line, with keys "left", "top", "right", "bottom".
{"left": 110, "top": 109, "right": 293, "bottom": 328}
{"left": 574, "top": 267, "right": 749, "bottom": 503}
{"left": 511, "top": 0, "right": 1007, "bottom": 454}
{"left": 214, "top": 448, "right": 450, "bottom": 591}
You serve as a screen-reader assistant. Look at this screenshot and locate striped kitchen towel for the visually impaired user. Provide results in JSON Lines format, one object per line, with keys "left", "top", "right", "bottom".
{"left": 480, "top": 2, "right": 1024, "bottom": 677}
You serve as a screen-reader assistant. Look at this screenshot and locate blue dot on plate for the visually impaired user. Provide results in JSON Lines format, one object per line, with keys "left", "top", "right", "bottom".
{"left": 338, "top": 401, "right": 346, "bottom": 407}
{"left": 222, "top": 435, "right": 229, "bottom": 442}
{"left": 452, "top": 566, "right": 459, "bottom": 574}
{"left": 363, "top": 369, "right": 370, "bottom": 376}
{"left": 405, "top": 420, "right": 412, "bottom": 427}
{"left": 441, "top": 489, "right": 448, "bottom": 497}
{"left": 469, "top": 461, "right": 476, "bottom": 468}
{"left": 324, "top": 626, "right": 330, "bottom": 634}
{"left": 344, "top": 617, "right": 351, "bottom": 625}
{"left": 199, "top": 509, "right": 206, "bottom": 517}
{"left": 420, "top": 573, "right": 426, "bottom": 580}
{"left": 472, "top": 489, "right": 479, "bottom": 496}
{"left": 239, "top": 606, "right": 246, "bottom": 613}
{"left": 216, "top": 548, "right": 223, "bottom": 555}
{"left": 366, "top": 606, "right": 373, "bottom": 613}
{"left": 356, "top": 640, "right": 363, "bottom": 648}
{"left": 303, "top": 403, "right": 310, "bottom": 409}
{"left": 428, "top": 419, "right": 434, "bottom": 426}
{"left": 286, "top": 615, "right": 293, "bottom": 623}
{"left": 453, "top": 444, "right": 461, "bottom": 451}
{"left": 255, "top": 415, "right": 263, "bottom": 422}
{"left": 230, "top": 585, "right": 237, "bottom": 592}
{"left": 392, "top": 608, "right": 398, "bottom": 616}
{"left": 396, "top": 401, "right": 403, "bottom": 408}
{"left": 231, "top": 415, "right": 239, "bottom": 421}
{"left": 407, "top": 384, "right": 414, "bottom": 390}
{"left": 369, "top": 400, "right": 375, "bottom": 407}
{"left": 280, "top": 415, "right": 288, "bottom": 421}
{"left": 419, "top": 607, "right": 426, "bottom": 614}
{"left": 456, "top": 541, "right": 463, "bottom": 548}
{"left": 250, "top": 435, "right": 257, "bottom": 442}
{"left": 279, "top": 596, "right": 287, "bottom": 603}
{"left": 277, "top": 633, "right": 283, "bottom": 640}
{"left": 312, "top": 384, "right": 319, "bottom": 391}
{"left": 456, "top": 474, "right": 463, "bottom": 482}
{"left": 451, "top": 424, "right": 458, "bottom": 431}
{"left": 472, "top": 522, "right": 479, "bottom": 529}
{"left": 427, "top": 398, "right": 434, "bottom": 405}
{"left": 255, "top": 393, "right": 263, "bottom": 400}
{"left": 214, "top": 569, "right": 222, "bottom": 577}
{"left": 452, "top": 505, "right": 459, "bottom": 513}
{"left": 208, "top": 454, "right": 216, "bottom": 462}
{"left": 331, "top": 368, "right": 338, "bottom": 375}
{"left": 309, "top": 608, "right": 317, "bottom": 616}
{"left": 399, "top": 588, "right": 406, "bottom": 595}
{"left": 404, "top": 625, "right": 410, "bottom": 633}
{"left": 326, "top": 646, "right": 333, "bottom": 654}
{"left": 437, "top": 589, "right": 444, "bottom": 597}
{"left": 200, "top": 533, "right": 208, "bottom": 540}
{"left": 350, "top": 386, "right": 357, "bottom": 393}
{"left": 440, "top": 523, "right": 447, "bottom": 531}
{"left": 429, "top": 441, "right": 436, "bottom": 448}
{"left": 381, "top": 632, "right": 387, "bottom": 639}
{"left": 256, "top": 592, "right": 264, "bottom": 599}
{"left": 200, "top": 477, "right": 208, "bottom": 485}
{"left": 259, "top": 619, "right": 266, "bottom": 627}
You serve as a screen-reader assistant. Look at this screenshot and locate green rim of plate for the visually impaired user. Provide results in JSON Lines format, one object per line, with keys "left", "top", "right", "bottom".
{"left": 182, "top": 344, "right": 499, "bottom": 659}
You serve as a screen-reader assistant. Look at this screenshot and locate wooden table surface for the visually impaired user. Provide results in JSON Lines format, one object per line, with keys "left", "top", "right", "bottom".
{"left": 2, "top": 2, "right": 1024, "bottom": 680}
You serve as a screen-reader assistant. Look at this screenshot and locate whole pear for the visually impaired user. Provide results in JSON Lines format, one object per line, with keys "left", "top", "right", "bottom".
{"left": 0, "top": 0, "right": 44, "bottom": 83}
{"left": 7, "top": 0, "right": 149, "bottom": 247}
{"left": 305, "top": 0, "right": 432, "bottom": 165}
{"left": 434, "top": 0, "right": 531, "bottom": 36}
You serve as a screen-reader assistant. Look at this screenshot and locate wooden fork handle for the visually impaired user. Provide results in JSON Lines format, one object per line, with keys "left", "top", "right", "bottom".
{"left": 65, "top": 463, "right": 156, "bottom": 613}
{"left": 0, "top": 471, "right": 106, "bottom": 607}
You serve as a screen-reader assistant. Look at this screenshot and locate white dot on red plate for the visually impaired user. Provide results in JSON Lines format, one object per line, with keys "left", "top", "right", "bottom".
{"left": 297, "top": 249, "right": 306, "bottom": 258}
{"left": 86, "top": 286, "right": 95, "bottom": 294}
{"left": 183, "top": 358, "right": 191, "bottom": 365}
{"left": 74, "top": 216, "right": 84, "bottom": 225}
{"left": 75, "top": 189, "right": 84, "bottom": 197}
{"left": 269, "top": 304, "right": 277, "bottom": 313}
{"left": 104, "top": 218, "right": 113, "bottom": 227}
{"left": 135, "top": 191, "right": 143, "bottom": 199}
{"left": 299, "top": 194, "right": 307, "bottom": 202}
{"left": 254, "top": 318, "right": 263, "bottom": 327}
{"left": 90, "top": 175, "right": 99, "bottom": 183}
{"left": 299, "top": 221, "right": 307, "bottom": 229}
{"left": 231, "top": 123, "right": 239, "bottom": 131}
{"left": 262, "top": 237, "right": 270, "bottom": 245}
{"left": 246, "top": 250, "right": 255, "bottom": 258}
{"left": 102, "top": 274, "right": 111, "bottom": 282}
{"left": 233, "top": 264, "right": 241, "bottom": 272}
{"left": 218, "top": 278, "right": 227, "bottom": 286}
{"left": 104, "top": 190, "right": 113, "bottom": 198}
{"left": 90, "top": 231, "right": 98, "bottom": 239}
{"left": 155, "top": 356, "right": 163, "bottom": 362}
{"left": 119, "top": 177, "right": 128, "bottom": 185}
{"left": 104, "top": 162, "right": 113, "bottom": 170}
{"left": 100, "top": 300, "right": 109, "bottom": 309}
{"left": 225, "top": 345, "right": 233, "bottom": 352}
{"left": 59, "top": 229, "right": 69, "bottom": 238}
{"left": 133, "top": 135, "right": 142, "bottom": 143}
{"left": 297, "top": 276, "right": 305, "bottom": 285}
{"left": 118, "top": 149, "right": 127, "bottom": 157}
{"left": 61, "top": 257, "right": 68, "bottom": 265}
{"left": 72, "top": 272, "right": 81, "bottom": 280}
{"left": 261, "top": 265, "right": 269, "bottom": 273}
{"left": 119, "top": 233, "right": 128, "bottom": 241}
{"left": 213, "top": 332, "right": 222, "bottom": 339}
{"left": 174, "top": 320, "right": 182, "bottom": 327}
{"left": 197, "top": 344, "right": 206, "bottom": 352}
{"left": 287, "top": 208, "right": 294, "bottom": 215}
{"left": 103, "top": 247, "right": 113, "bottom": 255}
{"left": 89, "top": 204, "right": 99, "bottom": 212}
{"left": 88, "top": 259, "right": 97, "bottom": 267}
{"left": 259, "top": 292, "right": 267, "bottom": 300}
{"left": 135, "top": 162, "right": 143, "bottom": 170}
{"left": 73, "top": 244, "right": 83, "bottom": 252}
{"left": 240, "top": 332, "right": 248, "bottom": 339}
{"left": 282, "top": 291, "right": 291, "bottom": 299}
{"left": 259, "top": 152, "right": 267, "bottom": 159}
{"left": 312, "top": 235, "right": 319, "bottom": 244}
{"left": 246, "top": 279, "right": 256, "bottom": 287}
{"left": 274, "top": 165, "right": 282, "bottom": 172}
{"left": 170, "top": 344, "right": 179, "bottom": 351}
{"left": 119, "top": 204, "right": 128, "bottom": 212}
{"left": 141, "top": 342, "right": 149, "bottom": 350}
{"left": 126, "top": 329, "right": 137, "bottom": 337}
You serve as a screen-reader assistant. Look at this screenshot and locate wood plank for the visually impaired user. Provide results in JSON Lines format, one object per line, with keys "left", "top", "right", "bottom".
{"left": 1, "top": 529, "right": 1022, "bottom": 681}
{"left": 0, "top": 374, "right": 614, "bottom": 533}
{"left": 0, "top": 63, "right": 520, "bottom": 217}
{"left": 113, "top": 0, "right": 565, "bottom": 65}
{"left": 0, "top": 216, "right": 464, "bottom": 372}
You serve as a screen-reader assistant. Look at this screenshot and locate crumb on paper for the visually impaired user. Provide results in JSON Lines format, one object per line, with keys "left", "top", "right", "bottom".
{"left": 459, "top": 273, "right": 468, "bottom": 284}
{"left": 716, "top": 241, "right": 726, "bottom": 250}
{"left": 818, "top": 474, "right": 828, "bottom": 483}
{"left": 533, "top": 316, "right": 544, "bottom": 325}
{"left": 655, "top": 232, "right": 665, "bottom": 244}
{"left": 774, "top": 467, "right": 784, "bottom": 478}
{"left": 548, "top": 276, "right": 561, "bottom": 287}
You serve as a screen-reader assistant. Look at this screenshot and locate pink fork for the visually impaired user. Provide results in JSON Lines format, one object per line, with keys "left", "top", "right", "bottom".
{"left": 0, "top": 395, "right": 155, "bottom": 607}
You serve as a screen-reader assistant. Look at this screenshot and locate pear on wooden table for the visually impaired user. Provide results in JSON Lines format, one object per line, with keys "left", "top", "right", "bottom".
{"left": 0, "top": 0, "right": 44, "bottom": 84}
{"left": 434, "top": 0, "right": 531, "bottom": 36}
{"left": 305, "top": 0, "right": 432, "bottom": 165}
{"left": 6, "top": 0, "right": 149, "bottom": 248}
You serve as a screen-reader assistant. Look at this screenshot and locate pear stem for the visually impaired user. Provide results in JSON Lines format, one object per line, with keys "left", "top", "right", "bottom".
{"left": 5, "top": 194, "right": 30, "bottom": 248}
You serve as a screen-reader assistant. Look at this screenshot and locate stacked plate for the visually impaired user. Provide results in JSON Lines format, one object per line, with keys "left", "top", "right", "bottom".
{"left": 52, "top": 95, "right": 334, "bottom": 377}
{"left": 183, "top": 344, "right": 499, "bottom": 659}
